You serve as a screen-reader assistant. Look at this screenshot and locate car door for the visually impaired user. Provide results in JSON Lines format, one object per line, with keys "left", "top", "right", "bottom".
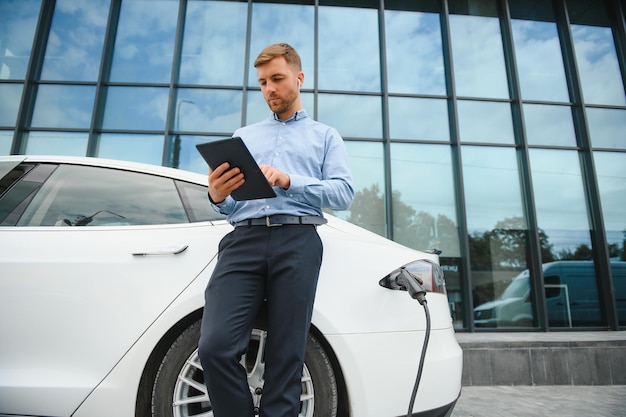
{"left": 0, "top": 161, "right": 224, "bottom": 416}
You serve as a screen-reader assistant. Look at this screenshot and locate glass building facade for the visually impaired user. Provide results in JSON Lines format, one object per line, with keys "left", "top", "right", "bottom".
{"left": 1, "top": 0, "right": 625, "bottom": 331}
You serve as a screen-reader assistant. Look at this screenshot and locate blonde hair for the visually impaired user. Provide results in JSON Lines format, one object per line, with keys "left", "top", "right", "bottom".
{"left": 254, "top": 43, "right": 302, "bottom": 70}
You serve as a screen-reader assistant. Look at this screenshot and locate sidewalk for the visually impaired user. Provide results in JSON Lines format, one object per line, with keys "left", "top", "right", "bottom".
{"left": 451, "top": 385, "right": 626, "bottom": 417}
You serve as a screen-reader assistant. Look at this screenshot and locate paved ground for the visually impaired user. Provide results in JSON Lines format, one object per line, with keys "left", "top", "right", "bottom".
{"left": 451, "top": 385, "right": 626, "bottom": 417}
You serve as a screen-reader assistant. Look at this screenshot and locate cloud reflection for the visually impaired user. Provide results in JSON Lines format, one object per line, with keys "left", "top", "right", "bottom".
{"left": 385, "top": 10, "right": 446, "bottom": 95}
{"left": 318, "top": 6, "right": 381, "bottom": 92}
{"left": 180, "top": 1, "right": 247, "bottom": 86}
{"left": 449, "top": 14, "right": 509, "bottom": 99}
{"left": 571, "top": 25, "right": 626, "bottom": 106}
{"left": 41, "top": 0, "right": 109, "bottom": 81}
{"left": 511, "top": 20, "right": 569, "bottom": 102}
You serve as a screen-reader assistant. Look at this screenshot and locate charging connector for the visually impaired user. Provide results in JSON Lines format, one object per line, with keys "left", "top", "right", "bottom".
{"left": 379, "top": 264, "right": 433, "bottom": 416}
{"left": 396, "top": 268, "right": 430, "bottom": 417}
{"left": 397, "top": 268, "right": 427, "bottom": 305}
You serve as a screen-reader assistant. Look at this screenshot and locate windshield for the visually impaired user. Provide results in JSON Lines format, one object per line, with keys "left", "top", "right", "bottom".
{"left": 500, "top": 274, "right": 530, "bottom": 299}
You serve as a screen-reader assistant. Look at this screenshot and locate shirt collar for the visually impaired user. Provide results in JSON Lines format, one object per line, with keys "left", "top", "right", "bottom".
{"left": 272, "top": 109, "right": 308, "bottom": 123}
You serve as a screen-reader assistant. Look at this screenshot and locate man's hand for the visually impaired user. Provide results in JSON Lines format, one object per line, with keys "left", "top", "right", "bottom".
{"left": 208, "top": 163, "right": 245, "bottom": 204}
{"left": 260, "top": 164, "right": 290, "bottom": 189}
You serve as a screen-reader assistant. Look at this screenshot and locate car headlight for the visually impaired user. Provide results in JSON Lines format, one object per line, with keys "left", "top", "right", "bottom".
{"left": 474, "top": 308, "right": 493, "bottom": 320}
{"left": 379, "top": 259, "right": 446, "bottom": 295}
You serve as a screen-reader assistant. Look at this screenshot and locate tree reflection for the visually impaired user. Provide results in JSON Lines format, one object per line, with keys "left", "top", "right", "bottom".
{"left": 469, "top": 216, "right": 553, "bottom": 271}
{"left": 346, "top": 184, "right": 624, "bottom": 263}
{"left": 347, "top": 184, "right": 459, "bottom": 255}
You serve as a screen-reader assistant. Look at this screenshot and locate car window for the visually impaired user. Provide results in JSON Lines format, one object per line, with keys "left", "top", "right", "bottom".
{"left": 16, "top": 164, "right": 190, "bottom": 226}
{"left": 0, "top": 163, "right": 56, "bottom": 225}
{"left": 500, "top": 275, "right": 529, "bottom": 299}
{"left": 0, "top": 160, "right": 23, "bottom": 182}
{"left": 176, "top": 180, "right": 226, "bottom": 223}
{"left": 544, "top": 275, "right": 563, "bottom": 299}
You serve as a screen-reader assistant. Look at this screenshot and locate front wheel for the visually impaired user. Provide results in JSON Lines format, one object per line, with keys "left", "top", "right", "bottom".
{"left": 150, "top": 319, "right": 338, "bottom": 417}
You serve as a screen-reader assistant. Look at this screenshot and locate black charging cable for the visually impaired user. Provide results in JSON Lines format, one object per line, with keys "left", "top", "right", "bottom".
{"left": 396, "top": 268, "right": 431, "bottom": 417}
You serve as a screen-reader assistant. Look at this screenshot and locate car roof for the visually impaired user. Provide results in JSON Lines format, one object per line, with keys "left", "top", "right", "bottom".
{"left": 0, "top": 155, "right": 208, "bottom": 185}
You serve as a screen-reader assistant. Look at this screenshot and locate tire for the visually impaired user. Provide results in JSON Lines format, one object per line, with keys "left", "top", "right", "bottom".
{"left": 150, "top": 319, "right": 338, "bottom": 417}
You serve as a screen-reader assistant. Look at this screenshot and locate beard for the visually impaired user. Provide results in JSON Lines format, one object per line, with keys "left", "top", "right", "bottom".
{"left": 266, "top": 90, "right": 298, "bottom": 117}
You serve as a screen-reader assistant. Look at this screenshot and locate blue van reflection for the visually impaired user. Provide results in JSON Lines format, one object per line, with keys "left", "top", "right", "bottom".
{"left": 474, "top": 261, "right": 626, "bottom": 328}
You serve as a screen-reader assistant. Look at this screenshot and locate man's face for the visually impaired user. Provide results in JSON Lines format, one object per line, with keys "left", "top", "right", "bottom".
{"left": 257, "top": 56, "right": 302, "bottom": 120}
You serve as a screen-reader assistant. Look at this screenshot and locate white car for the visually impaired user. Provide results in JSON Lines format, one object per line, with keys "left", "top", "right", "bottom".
{"left": 0, "top": 155, "right": 462, "bottom": 417}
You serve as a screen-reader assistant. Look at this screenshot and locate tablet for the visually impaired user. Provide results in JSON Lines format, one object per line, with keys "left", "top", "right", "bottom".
{"left": 195, "top": 137, "right": 277, "bottom": 201}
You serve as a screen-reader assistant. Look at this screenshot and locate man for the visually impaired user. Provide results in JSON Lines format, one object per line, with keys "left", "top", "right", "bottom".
{"left": 198, "top": 43, "right": 354, "bottom": 417}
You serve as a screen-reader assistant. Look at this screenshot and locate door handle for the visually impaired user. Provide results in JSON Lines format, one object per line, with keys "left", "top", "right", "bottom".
{"left": 132, "top": 245, "right": 189, "bottom": 256}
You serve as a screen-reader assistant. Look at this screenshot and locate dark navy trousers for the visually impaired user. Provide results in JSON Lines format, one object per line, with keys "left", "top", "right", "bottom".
{"left": 198, "top": 224, "right": 323, "bottom": 417}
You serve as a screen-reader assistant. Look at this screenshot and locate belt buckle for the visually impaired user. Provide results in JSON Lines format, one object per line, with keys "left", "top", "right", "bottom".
{"left": 265, "top": 216, "right": 282, "bottom": 227}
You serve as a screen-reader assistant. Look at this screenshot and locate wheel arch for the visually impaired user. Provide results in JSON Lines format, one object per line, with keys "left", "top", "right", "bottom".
{"left": 135, "top": 309, "right": 204, "bottom": 417}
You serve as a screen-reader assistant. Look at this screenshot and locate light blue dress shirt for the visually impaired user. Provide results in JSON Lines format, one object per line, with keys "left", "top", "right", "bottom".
{"left": 211, "top": 109, "right": 354, "bottom": 225}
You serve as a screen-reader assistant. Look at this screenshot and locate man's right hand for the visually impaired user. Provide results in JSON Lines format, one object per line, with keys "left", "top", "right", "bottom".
{"left": 208, "top": 162, "right": 245, "bottom": 204}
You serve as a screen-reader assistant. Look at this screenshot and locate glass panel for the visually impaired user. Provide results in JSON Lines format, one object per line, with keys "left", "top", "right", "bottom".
{"left": 0, "top": 131, "right": 13, "bottom": 155}
{"left": 109, "top": 0, "right": 178, "bottom": 83}
{"left": 529, "top": 149, "right": 593, "bottom": 261}
{"left": 570, "top": 25, "right": 626, "bottom": 106}
{"left": 529, "top": 148, "right": 602, "bottom": 327}
{"left": 523, "top": 104, "right": 576, "bottom": 146}
{"left": 24, "top": 132, "right": 88, "bottom": 156}
{"left": 17, "top": 164, "right": 187, "bottom": 226}
{"left": 97, "top": 133, "right": 164, "bottom": 165}
{"left": 169, "top": 134, "right": 223, "bottom": 174}
{"left": 174, "top": 89, "right": 242, "bottom": 134}
{"left": 31, "top": 85, "right": 96, "bottom": 128}
{"left": 449, "top": 0, "right": 498, "bottom": 16}
{"left": 40, "top": 0, "right": 109, "bottom": 81}
{"left": 248, "top": 3, "right": 314, "bottom": 87}
{"left": 463, "top": 146, "right": 532, "bottom": 328}
{"left": 390, "top": 143, "right": 459, "bottom": 256}
{"left": 0, "top": 0, "right": 41, "bottom": 80}
{"left": 567, "top": 0, "right": 626, "bottom": 106}
{"left": 388, "top": 97, "right": 449, "bottom": 141}
{"left": 510, "top": 20, "right": 569, "bottom": 102}
{"left": 179, "top": 0, "right": 247, "bottom": 86}
{"left": 385, "top": 0, "right": 440, "bottom": 13}
{"left": 318, "top": 6, "right": 381, "bottom": 92}
{"left": 593, "top": 151, "right": 626, "bottom": 326}
{"left": 0, "top": 83, "right": 23, "bottom": 126}
{"left": 611, "top": 260, "right": 626, "bottom": 326}
{"left": 458, "top": 100, "right": 514, "bottom": 144}
{"left": 336, "top": 141, "right": 386, "bottom": 236}
{"left": 449, "top": 12, "right": 509, "bottom": 99}
{"left": 390, "top": 142, "right": 463, "bottom": 327}
{"left": 384, "top": 9, "right": 445, "bottom": 95}
{"left": 246, "top": 91, "right": 314, "bottom": 126}
{"left": 102, "top": 86, "right": 169, "bottom": 131}
{"left": 318, "top": 94, "right": 382, "bottom": 138}
{"left": 586, "top": 108, "right": 626, "bottom": 150}
{"left": 594, "top": 151, "right": 626, "bottom": 261}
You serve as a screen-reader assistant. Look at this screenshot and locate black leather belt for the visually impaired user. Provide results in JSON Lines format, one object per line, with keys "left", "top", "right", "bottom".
{"left": 234, "top": 215, "right": 328, "bottom": 227}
